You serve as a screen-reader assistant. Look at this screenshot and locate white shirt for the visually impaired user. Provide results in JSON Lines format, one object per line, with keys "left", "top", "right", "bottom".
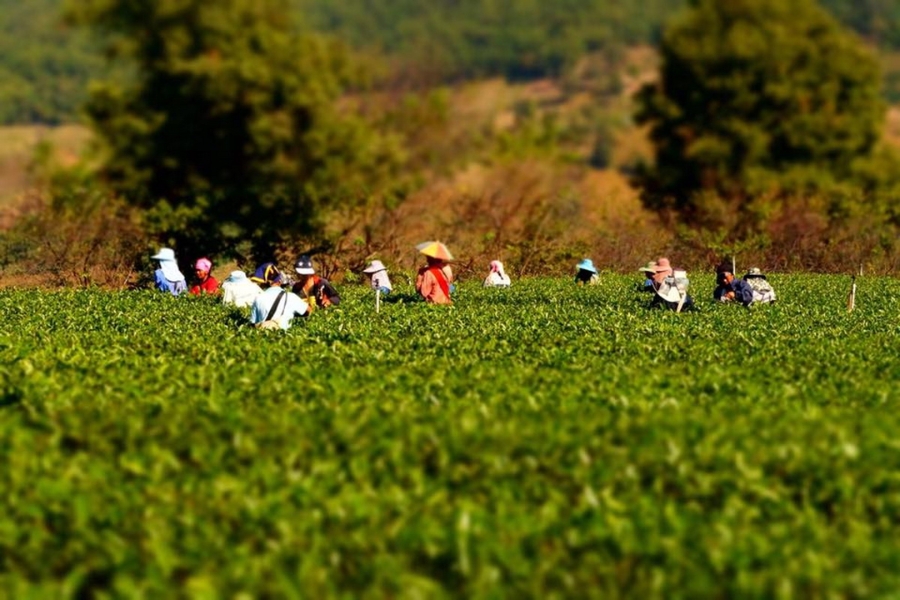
{"left": 483, "top": 271, "right": 511, "bottom": 287}
{"left": 250, "top": 287, "right": 309, "bottom": 330}
{"left": 222, "top": 278, "right": 263, "bottom": 308}
{"left": 370, "top": 270, "right": 392, "bottom": 291}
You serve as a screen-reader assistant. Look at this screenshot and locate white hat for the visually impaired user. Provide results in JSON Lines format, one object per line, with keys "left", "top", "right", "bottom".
{"left": 225, "top": 271, "right": 248, "bottom": 283}
{"left": 363, "top": 260, "right": 387, "bottom": 274}
{"left": 151, "top": 248, "right": 176, "bottom": 262}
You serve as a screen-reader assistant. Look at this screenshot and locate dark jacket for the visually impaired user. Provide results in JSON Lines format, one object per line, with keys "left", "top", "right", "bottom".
{"left": 714, "top": 278, "right": 754, "bottom": 306}
{"left": 292, "top": 276, "right": 341, "bottom": 308}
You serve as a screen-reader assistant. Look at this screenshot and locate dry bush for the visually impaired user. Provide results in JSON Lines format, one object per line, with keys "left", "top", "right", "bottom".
{"left": 662, "top": 192, "right": 900, "bottom": 275}
{"left": 1, "top": 190, "right": 148, "bottom": 288}
{"left": 312, "top": 160, "right": 670, "bottom": 281}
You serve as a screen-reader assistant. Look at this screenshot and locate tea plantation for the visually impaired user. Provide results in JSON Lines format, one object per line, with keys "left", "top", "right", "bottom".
{"left": 1, "top": 275, "right": 899, "bottom": 598}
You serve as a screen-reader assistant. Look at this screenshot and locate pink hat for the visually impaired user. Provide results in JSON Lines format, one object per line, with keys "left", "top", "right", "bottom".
{"left": 194, "top": 257, "right": 212, "bottom": 272}
{"left": 654, "top": 257, "right": 672, "bottom": 273}
{"left": 489, "top": 260, "right": 503, "bottom": 273}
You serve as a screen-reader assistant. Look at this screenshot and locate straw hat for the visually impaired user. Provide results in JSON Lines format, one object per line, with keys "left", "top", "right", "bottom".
{"left": 639, "top": 261, "right": 657, "bottom": 274}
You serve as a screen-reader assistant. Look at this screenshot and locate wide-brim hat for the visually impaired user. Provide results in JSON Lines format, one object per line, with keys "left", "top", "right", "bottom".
{"left": 656, "top": 281, "right": 683, "bottom": 303}
{"left": 363, "top": 260, "right": 386, "bottom": 274}
{"left": 744, "top": 267, "right": 767, "bottom": 279}
{"left": 294, "top": 255, "right": 315, "bottom": 275}
{"left": 416, "top": 241, "right": 454, "bottom": 261}
{"left": 151, "top": 248, "right": 176, "bottom": 262}
{"left": 225, "top": 270, "right": 248, "bottom": 283}
{"left": 576, "top": 258, "right": 597, "bottom": 274}
{"left": 639, "top": 261, "right": 657, "bottom": 274}
{"left": 654, "top": 257, "right": 672, "bottom": 273}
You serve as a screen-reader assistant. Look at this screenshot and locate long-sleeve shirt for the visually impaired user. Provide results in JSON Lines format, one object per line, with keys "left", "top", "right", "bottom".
{"left": 190, "top": 276, "right": 219, "bottom": 296}
{"left": 154, "top": 269, "right": 186, "bottom": 296}
{"left": 483, "top": 271, "right": 511, "bottom": 287}
{"left": 416, "top": 265, "right": 453, "bottom": 304}
{"left": 292, "top": 276, "right": 341, "bottom": 308}
{"left": 222, "top": 278, "right": 263, "bottom": 308}
{"left": 370, "top": 270, "right": 392, "bottom": 292}
{"left": 714, "top": 278, "right": 755, "bottom": 306}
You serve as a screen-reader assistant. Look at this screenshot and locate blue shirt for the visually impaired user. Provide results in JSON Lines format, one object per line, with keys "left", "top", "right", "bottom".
{"left": 250, "top": 287, "right": 310, "bottom": 330}
{"left": 714, "top": 278, "right": 755, "bottom": 306}
{"left": 154, "top": 269, "right": 186, "bottom": 296}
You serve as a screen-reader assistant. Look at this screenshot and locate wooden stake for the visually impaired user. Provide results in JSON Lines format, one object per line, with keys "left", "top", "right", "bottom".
{"left": 376, "top": 289, "right": 381, "bottom": 313}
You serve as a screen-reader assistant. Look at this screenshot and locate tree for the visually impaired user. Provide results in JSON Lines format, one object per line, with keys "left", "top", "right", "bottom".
{"left": 634, "top": 0, "right": 884, "bottom": 218}
{"left": 68, "top": 0, "right": 404, "bottom": 259}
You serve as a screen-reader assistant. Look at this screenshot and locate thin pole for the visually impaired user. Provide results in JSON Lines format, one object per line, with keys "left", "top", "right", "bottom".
{"left": 376, "top": 289, "right": 381, "bottom": 313}
{"left": 848, "top": 276, "right": 856, "bottom": 312}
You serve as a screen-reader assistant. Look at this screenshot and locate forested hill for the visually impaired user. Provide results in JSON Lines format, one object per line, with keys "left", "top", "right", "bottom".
{"left": 1, "top": 0, "right": 899, "bottom": 124}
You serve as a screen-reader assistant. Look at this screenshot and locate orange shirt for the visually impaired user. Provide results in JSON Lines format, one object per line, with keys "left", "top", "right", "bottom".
{"left": 416, "top": 265, "right": 453, "bottom": 304}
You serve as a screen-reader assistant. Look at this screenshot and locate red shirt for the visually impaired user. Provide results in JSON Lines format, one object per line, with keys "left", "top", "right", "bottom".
{"left": 190, "top": 276, "right": 219, "bottom": 295}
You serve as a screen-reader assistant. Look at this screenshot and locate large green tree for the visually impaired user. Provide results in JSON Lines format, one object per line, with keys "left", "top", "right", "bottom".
{"left": 635, "top": 0, "right": 885, "bottom": 216}
{"left": 68, "top": 0, "right": 403, "bottom": 259}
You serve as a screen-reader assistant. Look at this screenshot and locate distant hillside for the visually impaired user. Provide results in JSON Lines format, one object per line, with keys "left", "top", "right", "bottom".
{"left": 0, "top": 0, "right": 103, "bottom": 124}
{"left": 1, "top": 0, "right": 899, "bottom": 124}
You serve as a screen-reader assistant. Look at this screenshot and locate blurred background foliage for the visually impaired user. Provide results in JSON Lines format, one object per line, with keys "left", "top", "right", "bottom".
{"left": 2, "top": 0, "right": 900, "bottom": 285}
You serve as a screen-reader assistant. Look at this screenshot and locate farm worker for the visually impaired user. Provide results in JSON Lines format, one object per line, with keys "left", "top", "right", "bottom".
{"left": 363, "top": 260, "right": 392, "bottom": 294}
{"left": 650, "top": 267, "right": 695, "bottom": 312}
{"left": 249, "top": 263, "right": 309, "bottom": 330}
{"left": 190, "top": 257, "right": 219, "bottom": 295}
{"left": 151, "top": 247, "right": 187, "bottom": 296}
{"left": 574, "top": 258, "right": 598, "bottom": 285}
{"left": 714, "top": 263, "right": 754, "bottom": 307}
{"left": 651, "top": 257, "right": 673, "bottom": 288}
{"left": 416, "top": 255, "right": 453, "bottom": 304}
{"left": 638, "top": 260, "right": 657, "bottom": 292}
{"left": 743, "top": 267, "right": 776, "bottom": 304}
{"left": 483, "top": 260, "right": 511, "bottom": 287}
{"left": 291, "top": 255, "right": 341, "bottom": 308}
{"left": 222, "top": 270, "right": 262, "bottom": 308}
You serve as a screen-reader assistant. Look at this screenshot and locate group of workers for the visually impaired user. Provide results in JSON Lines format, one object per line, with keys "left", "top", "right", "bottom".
{"left": 576, "top": 255, "right": 777, "bottom": 311}
{"left": 151, "top": 242, "right": 776, "bottom": 329}
{"left": 642, "top": 257, "right": 775, "bottom": 311}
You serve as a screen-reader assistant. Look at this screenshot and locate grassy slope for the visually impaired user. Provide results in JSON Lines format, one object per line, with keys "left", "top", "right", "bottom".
{"left": 1, "top": 275, "right": 900, "bottom": 597}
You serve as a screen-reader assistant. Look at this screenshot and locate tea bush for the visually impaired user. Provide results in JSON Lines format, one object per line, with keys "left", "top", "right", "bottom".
{"left": 1, "top": 275, "right": 899, "bottom": 598}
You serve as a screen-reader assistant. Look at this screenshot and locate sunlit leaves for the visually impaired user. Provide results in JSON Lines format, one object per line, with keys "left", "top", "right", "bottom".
{"left": 1, "top": 276, "right": 899, "bottom": 596}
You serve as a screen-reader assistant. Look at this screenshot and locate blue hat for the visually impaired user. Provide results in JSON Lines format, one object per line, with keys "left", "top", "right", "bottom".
{"left": 576, "top": 258, "right": 597, "bottom": 274}
{"left": 251, "top": 262, "right": 282, "bottom": 285}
